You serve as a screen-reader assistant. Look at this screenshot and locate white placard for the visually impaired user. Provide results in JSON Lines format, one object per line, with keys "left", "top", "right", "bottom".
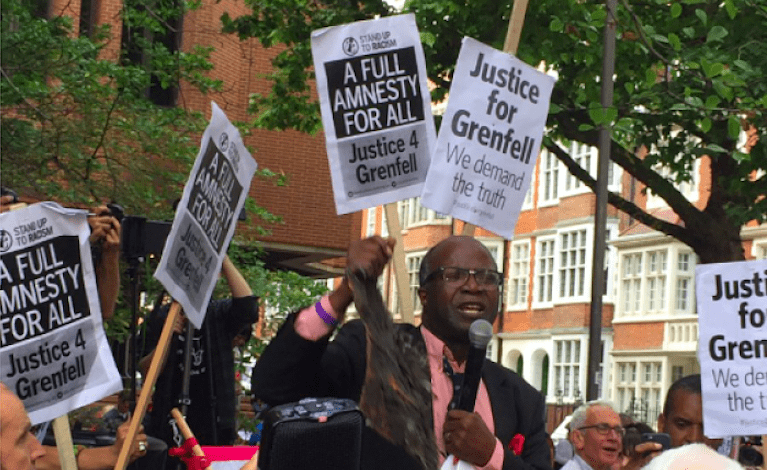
{"left": 0, "top": 202, "right": 122, "bottom": 424}
{"left": 311, "top": 13, "right": 437, "bottom": 214}
{"left": 154, "top": 102, "right": 258, "bottom": 329}
{"left": 696, "top": 259, "right": 767, "bottom": 437}
{"left": 421, "top": 37, "right": 555, "bottom": 239}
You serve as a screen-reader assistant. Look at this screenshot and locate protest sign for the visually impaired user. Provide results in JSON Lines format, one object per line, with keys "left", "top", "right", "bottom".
{"left": 421, "top": 37, "right": 555, "bottom": 239}
{"left": 0, "top": 202, "right": 122, "bottom": 424}
{"left": 311, "top": 13, "right": 437, "bottom": 215}
{"left": 154, "top": 102, "right": 257, "bottom": 329}
{"left": 696, "top": 258, "right": 767, "bottom": 437}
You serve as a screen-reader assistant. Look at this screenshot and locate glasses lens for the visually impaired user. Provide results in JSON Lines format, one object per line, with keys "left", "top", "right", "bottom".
{"left": 593, "top": 424, "right": 624, "bottom": 436}
{"left": 476, "top": 270, "right": 501, "bottom": 285}
{"left": 596, "top": 424, "right": 611, "bottom": 434}
{"left": 442, "top": 267, "right": 466, "bottom": 283}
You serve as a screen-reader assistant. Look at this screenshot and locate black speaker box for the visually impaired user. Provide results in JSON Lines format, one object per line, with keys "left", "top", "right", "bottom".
{"left": 258, "top": 397, "right": 363, "bottom": 470}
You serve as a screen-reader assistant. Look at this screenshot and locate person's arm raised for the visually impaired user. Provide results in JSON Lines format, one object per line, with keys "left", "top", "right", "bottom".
{"left": 221, "top": 255, "right": 253, "bottom": 298}
{"left": 295, "top": 236, "right": 395, "bottom": 339}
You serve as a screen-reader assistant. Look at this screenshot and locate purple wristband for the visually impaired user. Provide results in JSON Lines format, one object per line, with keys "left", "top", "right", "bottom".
{"left": 315, "top": 301, "right": 338, "bottom": 327}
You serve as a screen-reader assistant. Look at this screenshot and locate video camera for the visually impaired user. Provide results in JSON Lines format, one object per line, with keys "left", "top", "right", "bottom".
{"left": 121, "top": 216, "right": 172, "bottom": 260}
{"left": 89, "top": 203, "right": 172, "bottom": 261}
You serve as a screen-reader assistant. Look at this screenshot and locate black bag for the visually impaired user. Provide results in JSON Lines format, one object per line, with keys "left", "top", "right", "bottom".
{"left": 258, "top": 397, "right": 363, "bottom": 470}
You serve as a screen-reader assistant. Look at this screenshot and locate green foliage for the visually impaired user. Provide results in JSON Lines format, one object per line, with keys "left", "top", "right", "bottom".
{"left": 0, "top": 0, "right": 218, "bottom": 218}
{"left": 1, "top": 0, "right": 334, "bottom": 386}
{"left": 222, "top": 0, "right": 767, "bottom": 261}
{"left": 220, "top": 0, "right": 393, "bottom": 134}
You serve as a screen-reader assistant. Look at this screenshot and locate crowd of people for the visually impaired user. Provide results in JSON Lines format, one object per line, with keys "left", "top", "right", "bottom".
{"left": 552, "top": 374, "right": 763, "bottom": 470}
{"left": 0, "top": 192, "right": 258, "bottom": 469}
{"left": 1, "top": 189, "right": 764, "bottom": 470}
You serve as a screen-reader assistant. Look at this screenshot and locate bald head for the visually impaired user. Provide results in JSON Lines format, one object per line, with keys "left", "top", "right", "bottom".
{"left": 419, "top": 236, "right": 497, "bottom": 287}
{"left": 1, "top": 383, "right": 45, "bottom": 469}
{"left": 641, "top": 443, "right": 743, "bottom": 470}
{"left": 417, "top": 236, "right": 500, "bottom": 357}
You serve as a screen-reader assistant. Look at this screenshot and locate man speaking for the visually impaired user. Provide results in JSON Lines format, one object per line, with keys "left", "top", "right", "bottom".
{"left": 251, "top": 235, "right": 551, "bottom": 470}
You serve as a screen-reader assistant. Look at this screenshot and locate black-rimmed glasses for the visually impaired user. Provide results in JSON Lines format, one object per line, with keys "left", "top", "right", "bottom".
{"left": 577, "top": 423, "right": 626, "bottom": 437}
{"left": 423, "top": 267, "right": 502, "bottom": 287}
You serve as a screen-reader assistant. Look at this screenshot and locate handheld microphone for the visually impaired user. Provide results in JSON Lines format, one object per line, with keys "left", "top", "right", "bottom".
{"left": 455, "top": 319, "right": 494, "bottom": 412}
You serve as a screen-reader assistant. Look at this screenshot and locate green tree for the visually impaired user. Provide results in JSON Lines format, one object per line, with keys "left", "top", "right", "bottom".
{"left": 1, "top": 0, "right": 217, "bottom": 217}
{"left": 1, "top": 0, "right": 326, "bottom": 349}
{"left": 223, "top": 0, "right": 767, "bottom": 263}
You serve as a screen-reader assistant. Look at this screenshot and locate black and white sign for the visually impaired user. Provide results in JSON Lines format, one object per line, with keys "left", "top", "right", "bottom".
{"left": 312, "top": 14, "right": 436, "bottom": 214}
{"left": 0, "top": 202, "right": 122, "bottom": 424}
{"left": 696, "top": 259, "right": 767, "bottom": 437}
{"left": 421, "top": 38, "right": 555, "bottom": 239}
{"left": 154, "top": 102, "right": 258, "bottom": 328}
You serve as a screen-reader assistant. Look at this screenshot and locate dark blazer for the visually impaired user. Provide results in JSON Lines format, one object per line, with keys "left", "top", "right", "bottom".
{"left": 252, "top": 315, "right": 552, "bottom": 470}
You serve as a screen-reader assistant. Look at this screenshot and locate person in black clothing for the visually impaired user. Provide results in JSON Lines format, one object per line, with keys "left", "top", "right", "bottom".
{"left": 251, "top": 236, "right": 551, "bottom": 470}
{"left": 140, "top": 255, "right": 258, "bottom": 466}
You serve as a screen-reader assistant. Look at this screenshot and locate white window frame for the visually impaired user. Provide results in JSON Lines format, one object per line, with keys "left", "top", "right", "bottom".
{"left": 614, "top": 358, "right": 663, "bottom": 421}
{"left": 645, "top": 250, "right": 668, "bottom": 313}
{"left": 620, "top": 253, "right": 643, "bottom": 316}
{"left": 752, "top": 236, "right": 767, "bottom": 259}
{"left": 381, "top": 210, "right": 389, "bottom": 237}
{"left": 405, "top": 251, "right": 426, "bottom": 315}
{"left": 398, "top": 197, "right": 450, "bottom": 229}
{"left": 556, "top": 225, "right": 592, "bottom": 303}
{"left": 603, "top": 224, "right": 619, "bottom": 303}
{"left": 562, "top": 142, "right": 597, "bottom": 196}
{"left": 533, "top": 235, "right": 556, "bottom": 307}
{"left": 674, "top": 250, "right": 695, "bottom": 314}
{"left": 507, "top": 240, "right": 531, "bottom": 310}
{"left": 537, "top": 149, "right": 560, "bottom": 207}
{"left": 521, "top": 167, "right": 536, "bottom": 211}
{"left": 478, "top": 239, "right": 504, "bottom": 271}
{"left": 366, "top": 207, "right": 377, "bottom": 236}
{"left": 614, "top": 244, "right": 697, "bottom": 320}
{"left": 551, "top": 337, "right": 584, "bottom": 402}
{"left": 646, "top": 157, "right": 701, "bottom": 210}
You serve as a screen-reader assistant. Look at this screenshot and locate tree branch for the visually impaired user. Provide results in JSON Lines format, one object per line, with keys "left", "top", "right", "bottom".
{"left": 550, "top": 110, "right": 709, "bottom": 233}
{"left": 545, "top": 142, "right": 696, "bottom": 246}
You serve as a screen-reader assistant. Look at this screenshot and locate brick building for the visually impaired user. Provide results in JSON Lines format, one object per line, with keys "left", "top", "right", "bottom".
{"left": 45, "top": 0, "right": 766, "bottom": 432}
{"left": 50, "top": 0, "right": 362, "bottom": 276}
{"left": 364, "top": 139, "right": 766, "bottom": 431}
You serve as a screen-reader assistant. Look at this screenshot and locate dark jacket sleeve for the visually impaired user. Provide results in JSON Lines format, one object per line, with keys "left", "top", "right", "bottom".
{"left": 482, "top": 361, "right": 552, "bottom": 470}
{"left": 209, "top": 295, "right": 260, "bottom": 339}
{"left": 251, "top": 314, "right": 368, "bottom": 406}
{"left": 501, "top": 387, "right": 551, "bottom": 470}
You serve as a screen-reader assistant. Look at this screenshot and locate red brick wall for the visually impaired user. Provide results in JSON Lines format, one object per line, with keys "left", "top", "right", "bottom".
{"left": 76, "top": 0, "right": 356, "bottom": 252}
{"left": 613, "top": 322, "right": 665, "bottom": 350}
{"left": 179, "top": 1, "right": 355, "bottom": 250}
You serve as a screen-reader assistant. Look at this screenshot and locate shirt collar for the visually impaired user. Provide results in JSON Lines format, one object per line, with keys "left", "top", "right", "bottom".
{"left": 420, "top": 326, "right": 462, "bottom": 372}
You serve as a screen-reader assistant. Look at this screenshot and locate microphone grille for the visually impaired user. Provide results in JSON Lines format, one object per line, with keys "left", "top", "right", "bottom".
{"left": 468, "top": 319, "right": 493, "bottom": 349}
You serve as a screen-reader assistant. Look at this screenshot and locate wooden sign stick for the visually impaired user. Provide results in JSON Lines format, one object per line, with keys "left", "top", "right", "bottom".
{"left": 384, "top": 203, "right": 414, "bottom": 324}
{"left": 461, "top": 0, "right": 530, "bottom": 237}
{"left": 52, "top": 415, "right": 78, "bottom": 470}
{"left": 170, "top": 408, "right": 207, "bottom": 458}
{"left": 115, "top": 301, "right": 182, "bottom": 470}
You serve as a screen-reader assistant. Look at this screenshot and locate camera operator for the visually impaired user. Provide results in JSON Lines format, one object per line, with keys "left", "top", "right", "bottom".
{"left": 139, "top": 255, "right": 259, "bottom": 470}
{"left": 1, "top": 190, "right": 122, "bottom": 321}
{"left": 88, "top": 205, "right": 122, "bottom": 320}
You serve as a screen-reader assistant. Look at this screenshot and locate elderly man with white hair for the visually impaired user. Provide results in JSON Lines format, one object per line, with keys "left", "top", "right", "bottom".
{"left": 561, "top": 401, "right": 624, "bottom": 470}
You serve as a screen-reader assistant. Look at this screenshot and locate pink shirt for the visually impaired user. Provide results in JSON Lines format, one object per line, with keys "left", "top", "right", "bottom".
{"left": 294, "top": 295, "right": 504, "bottom": 469}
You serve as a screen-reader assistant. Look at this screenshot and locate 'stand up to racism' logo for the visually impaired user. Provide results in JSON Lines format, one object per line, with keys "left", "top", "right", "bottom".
{"left": 342, "top": 37, "right": 359, "bottom": 56}
{"left": 0, "top": 229, "right": 12, "bottom": 252}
